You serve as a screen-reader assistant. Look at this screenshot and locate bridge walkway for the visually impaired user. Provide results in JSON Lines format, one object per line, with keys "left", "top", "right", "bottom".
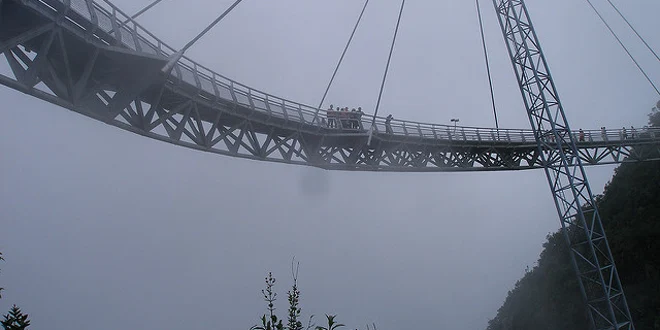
{"left": 1, "top": 0, "right": 659, "bottom": 171}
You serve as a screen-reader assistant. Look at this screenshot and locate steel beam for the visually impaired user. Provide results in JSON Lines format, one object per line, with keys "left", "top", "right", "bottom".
{"left": 491, "top": 0, "right": 634, "bottom": 329}
{"left": 0, "top": 0, "right": 659, "bottom": 176}
{"left": 0, "top": 53, "right": 658, "bottom": 173}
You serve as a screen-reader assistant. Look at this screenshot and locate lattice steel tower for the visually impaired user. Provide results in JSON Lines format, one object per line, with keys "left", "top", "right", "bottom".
{"left": 491, "top": 0, "right": 634, "bottom": 329}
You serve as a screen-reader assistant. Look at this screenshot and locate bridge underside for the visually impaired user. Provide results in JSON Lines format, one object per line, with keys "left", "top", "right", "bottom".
{"left": 1, "top": 0, "right": 658, "bottom": 172}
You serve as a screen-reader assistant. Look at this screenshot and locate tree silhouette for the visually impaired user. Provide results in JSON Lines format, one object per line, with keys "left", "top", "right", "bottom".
{"left": 1, "top": 305, "right": 30, "bottom": 330}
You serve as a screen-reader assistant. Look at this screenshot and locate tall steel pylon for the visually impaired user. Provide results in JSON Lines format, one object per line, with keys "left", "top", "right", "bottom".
{"left": 490, "top": 0, "right": 635, "bottom": 329}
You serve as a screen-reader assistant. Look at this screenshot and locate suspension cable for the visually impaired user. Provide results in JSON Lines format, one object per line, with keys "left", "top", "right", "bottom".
{"left": 318, "top": 0, "right": 370, "bottom": 109}
{"left": 109, "top": 0, "right": 167, "bottom": 35}
{"left": 604, "top": 0, "right": 660, "bottom": 63}
{"left": 129, "top": 0, "right": 165, "bottom": 21}
{"left": 368, "top": 0, "right": 406, "bottom": 141}
{"left": 585, "top": 0, "right": 660, "bottom": 96}
{"left": 162, "top": 0, "right": 245, "bottom": 73}
{"left": 475, "top": 0, "right": 499, "bottom": 131}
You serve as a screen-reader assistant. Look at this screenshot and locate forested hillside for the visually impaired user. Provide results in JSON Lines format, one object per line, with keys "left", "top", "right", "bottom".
{"left": 486, "top": 110, "right": 660, "bottom": 330}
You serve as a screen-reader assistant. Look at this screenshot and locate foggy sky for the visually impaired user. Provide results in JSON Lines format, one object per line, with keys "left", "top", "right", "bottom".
{"left": 1, "top": 0, "right": 659, "bottom": 329}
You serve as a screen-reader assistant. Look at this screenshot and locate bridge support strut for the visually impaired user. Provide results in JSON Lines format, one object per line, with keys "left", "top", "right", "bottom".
{"left": 491, "top": 0, "right": 635, "bottom": 329}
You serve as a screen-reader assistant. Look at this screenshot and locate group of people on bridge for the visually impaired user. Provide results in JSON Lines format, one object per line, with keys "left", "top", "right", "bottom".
{"left": 621, "top": 126, "right": 638, "bottom": 140}
{"left": 325, "top": 105, "right": 364, "bottom": 129}
{"left": 546, "top": 126, "right": 640, "bottom": 143}
{"left": 321, "top": 107, "right": 646, "bottom": 142}
{"left": 324, "top": 105, "right": 395, "bottom": 133}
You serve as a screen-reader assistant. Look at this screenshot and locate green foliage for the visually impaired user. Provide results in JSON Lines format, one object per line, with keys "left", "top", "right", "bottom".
{"left": 315, "top": 315, "right": 344, "bottom": 330}
{"left": 486, "top": 108, "right": 660, "bottom": 329}
{"left": 486, "top": 230, "right": 588, "bottom": 330}
{"left": 286, "top": 285, "right": 302, "bottom": 330}
{"left": 649, "top": 107, "right": 660, "bottom": 127}
{"left": 251, "top": 314, "right": 284, "bottom": 330}
{"left": 287, "top": 261, "right": 303, "bottom": 330}
{"left": 1, "top": 305, "right": 30, "bottom": 330}
{"left": 252, "top": 267, "right": 348, "bottom": 330}
{"left": 264, "top": 272, "right": 278, "bottom": 319}
{"left": 251, "top": 272, "right": 284, "bottom": 330}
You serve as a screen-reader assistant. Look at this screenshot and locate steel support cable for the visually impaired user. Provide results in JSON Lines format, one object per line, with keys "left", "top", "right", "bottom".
{"left": 605, "top": 0, "right": 660, "bottom": 63}
{"left": 318, "top": 0, "right": 370, "bottom": 109}
{"left": 130, "top": 0, "right": 165, "bottom": 20}
{"left": 367, "top": 0, "right": 406, "bottom": 145}
{"left": 585, "top": 0, "right": 660, "bottom": 96}
{"left": 475, "top": 0, "right": 499, "bottom": 131}
{"left": 109, "top": 0, "right": 166, "bottom": 34}
{"left": 162, "top": 0, "right": 245, "bottom": 73}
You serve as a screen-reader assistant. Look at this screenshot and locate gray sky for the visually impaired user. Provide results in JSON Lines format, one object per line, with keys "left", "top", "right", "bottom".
{"left": 1, "top": 0, "right": 659, "bottom": 329}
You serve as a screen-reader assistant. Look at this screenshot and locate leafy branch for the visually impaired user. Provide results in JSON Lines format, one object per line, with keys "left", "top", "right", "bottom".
{"left": 315, "top": 314, "right": 344, "bottom": 330}
{"left": 287, "top": 258, "right": 309, "bottom": 330}
{"left": 250, "top": 272, "right": 283, "bottom": 330}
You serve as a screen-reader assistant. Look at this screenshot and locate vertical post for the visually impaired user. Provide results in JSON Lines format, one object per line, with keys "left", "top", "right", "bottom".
{"left": 491, "top": 1, "right": 634, "bottom": 329}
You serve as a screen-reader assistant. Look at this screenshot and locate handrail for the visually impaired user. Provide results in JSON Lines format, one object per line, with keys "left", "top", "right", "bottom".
{"left": 30, "top": 0, "right": 660, "bottom": 144}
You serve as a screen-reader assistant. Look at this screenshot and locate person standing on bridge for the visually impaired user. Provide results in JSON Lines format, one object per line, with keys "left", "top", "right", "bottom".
{"left": 327, "top": 105, "right": 336, "bottom": 128}
{"left": 578, "top": 129, "right": 585, "bottom": 142}
{"left": 341, "top": 107, "right": 349, "bottom": 129}
{"left": 622, "top": 127, "right": 628, "bottom": 140}
{"left": 385, "top": 114, "right": 393, "bottom": 134}
{"left": 631, "top": 126, "right": 636, "bottom": 139}
{"left": 351, "top": 108, "right": 358, "bottom": 128}
{"left": 357, "top": 107, "right": 364, "bottom": 130}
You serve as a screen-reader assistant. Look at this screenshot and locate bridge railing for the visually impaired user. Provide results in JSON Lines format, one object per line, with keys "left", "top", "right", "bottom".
{"left": 38, "top": 0, "right": 660, "bottom": 145}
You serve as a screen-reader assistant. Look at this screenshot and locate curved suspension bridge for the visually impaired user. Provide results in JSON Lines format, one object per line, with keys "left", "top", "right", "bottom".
{"left": 1, "top": 0, "right": 658, "bottom": 172}
{"left": 2, "top": 0, "right": 658, "bottom": 329}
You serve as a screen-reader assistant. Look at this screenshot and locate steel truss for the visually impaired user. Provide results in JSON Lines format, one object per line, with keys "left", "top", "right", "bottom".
{"left": 492, "top": 0, "right": 635, "bottom": 328}
{"left": 2, "top": 0, "right": 658, "bottom": 174}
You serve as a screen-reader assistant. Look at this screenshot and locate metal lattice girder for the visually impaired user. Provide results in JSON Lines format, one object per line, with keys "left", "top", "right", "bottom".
{"left": 0, "top": 0, "right": 659, "bottom": 175}
{"left": 492, "top": 0, "right": 635, "bottom": 329}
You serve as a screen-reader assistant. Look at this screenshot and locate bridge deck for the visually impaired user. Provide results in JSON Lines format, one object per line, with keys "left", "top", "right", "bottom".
{"left": 1, "top": 0, "right": 659, "bottom": 171}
